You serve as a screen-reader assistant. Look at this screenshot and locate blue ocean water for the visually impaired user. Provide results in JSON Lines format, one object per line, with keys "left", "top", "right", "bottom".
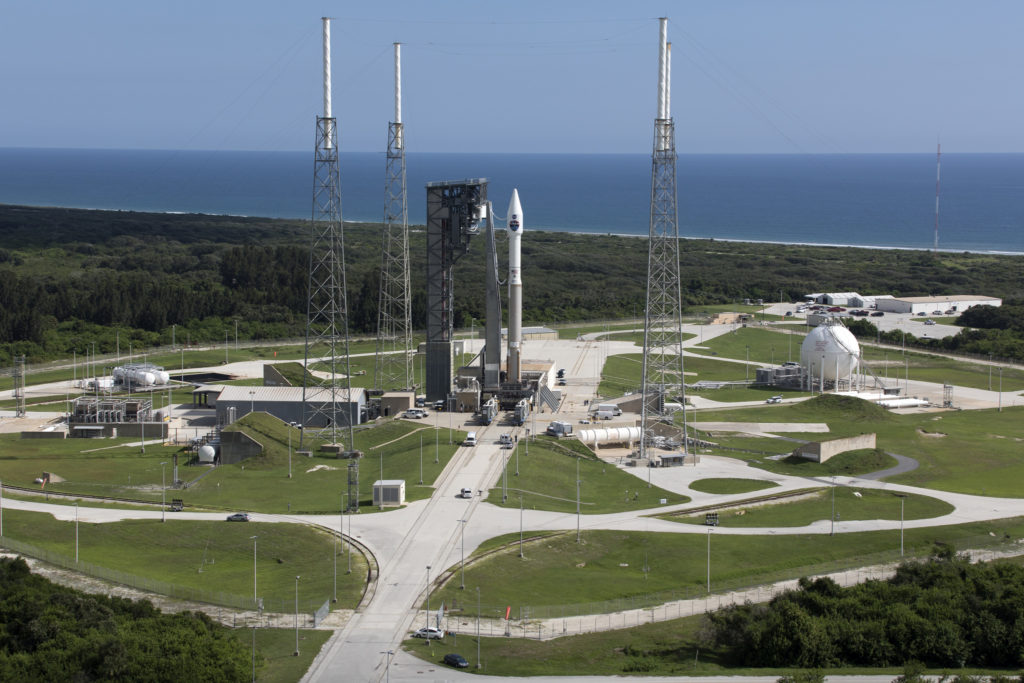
{"left": 0, "top": 148, "right": 1022, "bottom": 253}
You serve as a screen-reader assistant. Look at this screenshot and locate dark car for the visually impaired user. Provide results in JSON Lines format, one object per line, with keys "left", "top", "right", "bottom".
{"left": 226, "top": 513, "right": 250, "bottom": 522}
{"left": 870, "top": 311, "right": 885, "bottom": 317}
{"left": 443, "top": 653, "right": 469, "bottom": 669}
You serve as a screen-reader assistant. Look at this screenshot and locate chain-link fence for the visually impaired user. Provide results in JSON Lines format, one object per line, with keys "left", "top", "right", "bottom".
{"left": 445, "top": 536, "right": 1023, "bottom": 640}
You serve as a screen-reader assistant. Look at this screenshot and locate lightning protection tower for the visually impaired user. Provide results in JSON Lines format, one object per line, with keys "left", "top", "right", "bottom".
{"left": 639, "top": 19, "right": 688, "bottom": 463}
{"left": 13, "top": 355, "right": 26, "bottom": 418}
{"left": 302, "top": 17, "right": 356, "bottom": 453}
{"left": 374, "top": 43, "right": 413, "bottom": 392}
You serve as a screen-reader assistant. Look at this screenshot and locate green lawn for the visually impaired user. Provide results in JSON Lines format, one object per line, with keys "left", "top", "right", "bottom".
{"left": 486, "top": 436, "right": 689, "bottom": 514}
{"left": 667, "top": 486, "right": 954, "bottom": 527}
{"left": 689, "top": 326, "right": 805, "bottom": 365}
{"left": 0, "top": 414, "right": 463, "bottom": 513}
{"left": 698, "top": 395, "right": 1024, "bottom": 496}
{"left": 687, "top": 384, "right": 812, "bottom": 403}
{"left": 1, "top": 509, "right": 363, "bottom": 612}
{"left": 556, "top": 322, "right": 642, "bottom": 340}
{"left": 599, "top": 353, "right": 752, "bottom": 398}
{"left": 430, "top": 519, "right": 1024, "bottom": 618}
{"left": 687, "top": 478, "right": 778, "bottom": 494}
{"left": 227, "top": 627, "right": 332, "bottom": 683}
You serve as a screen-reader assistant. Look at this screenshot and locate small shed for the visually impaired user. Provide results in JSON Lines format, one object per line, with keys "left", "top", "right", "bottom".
{"left": 372, "top": 479, "right": 406, "bottom": 507}
{"left": 380, "top": 391, "right": 415, "bottom": 417}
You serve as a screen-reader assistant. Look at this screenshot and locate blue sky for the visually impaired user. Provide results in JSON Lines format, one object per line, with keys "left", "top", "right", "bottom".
{"left": 2, "top": 1, "right": 1021, "bottom": 154}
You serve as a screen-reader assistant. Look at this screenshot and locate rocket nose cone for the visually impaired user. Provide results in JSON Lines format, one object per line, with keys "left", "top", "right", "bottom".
{"left": 507, "top": 188, "right": 523, "bottom": 231}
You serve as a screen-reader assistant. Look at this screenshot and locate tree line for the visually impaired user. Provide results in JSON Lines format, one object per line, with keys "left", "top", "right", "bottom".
{"left": 2, "top": 204, "right": 1023, "bottom": 364}
{"left": 703, "top": 548, "right": 1024, "bottom": 669}
{"left": 0, "top": 556, "right": 251, "bottom": 681}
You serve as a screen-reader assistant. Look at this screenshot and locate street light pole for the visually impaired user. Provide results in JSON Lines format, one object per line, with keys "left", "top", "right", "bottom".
{"left": 459, "top": 518, "right": 467, "bottom": 589}
{"left": 160, "top": 462, "right": 167, "bottom": 522}
{"left": 251, "top": 535, "right": 258, "bottom": 606}
{"left": 519, "top": 495, "right": 524, "bottom": 558}
{"left": 294, "top": 575, "right": 300, "bottom": 656}
{"left": 899, "top": 495, "right": 905, "bottom": 556}
{"left": 706, "top": 527, "right": 711, "bottom": 593}
{"left": 425, "top": 565, "right": 431, "bottom": 629}
{"left": 575, "top": 458, "right": 581, "bottom": 544}
{"left": 419, "top": 433, "right": 423, "bottom": 484}
{"left": 75, "top": 502, "right": 79, "bottom": 563}
{"left": 831, "top": 476, "right": 836, "bottom": 536}
{"left": 288, "top": 428, "right": 292, "bottom": 478}
{"left": 381, "top": 649, "right": 394, "bottom": 683}
{"left": 476, "top": 587, "right": 481, "bottom": 669}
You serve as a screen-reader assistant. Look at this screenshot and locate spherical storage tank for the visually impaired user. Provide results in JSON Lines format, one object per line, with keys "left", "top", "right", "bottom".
{"left": 198, "top": 444, "right": 218, "bottom": 464}
{"left": 800, "top": 322, "right": 860, "bottom": 381}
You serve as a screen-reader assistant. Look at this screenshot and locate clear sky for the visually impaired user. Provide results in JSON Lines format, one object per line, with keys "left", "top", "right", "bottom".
{"left": 2, "top": 0, "right": 1022, "bottom": 154}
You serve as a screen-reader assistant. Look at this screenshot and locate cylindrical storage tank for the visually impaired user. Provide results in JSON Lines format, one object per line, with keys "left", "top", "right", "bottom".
{"left": 578, "top": 427, "right": 643, "bottom": 446}
{"left": 198, "top": 444, "right": 218, "bottom": 463}
{"left": 800, "top": 323, "right": 860, "bottom": 381}
{"left": 155, "top": 370, "right": 170, "bottom": 385}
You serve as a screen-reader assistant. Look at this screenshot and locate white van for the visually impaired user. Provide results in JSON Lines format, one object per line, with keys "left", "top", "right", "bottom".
{"left": 464, "top": 432, "right": 477, "bottom": 447}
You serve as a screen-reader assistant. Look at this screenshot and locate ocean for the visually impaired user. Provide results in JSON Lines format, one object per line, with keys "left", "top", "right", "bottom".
{"left": 0, "top": 147, "right": 1022, "bottom": 253}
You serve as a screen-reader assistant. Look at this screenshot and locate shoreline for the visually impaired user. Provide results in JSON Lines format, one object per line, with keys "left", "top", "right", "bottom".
{"left": 4, "top": 202, "right": 1024, "bottom": 257}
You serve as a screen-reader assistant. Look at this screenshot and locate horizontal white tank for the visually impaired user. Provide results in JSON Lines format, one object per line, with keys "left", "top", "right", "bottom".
{"left": 800, "top": 323, "right": 860, "bottom": 381}
{"left": 877, "top": 398, "right": 929, "bottom": 409}
{"left": 578, "top": 427, "right": 642, "bottom": 445}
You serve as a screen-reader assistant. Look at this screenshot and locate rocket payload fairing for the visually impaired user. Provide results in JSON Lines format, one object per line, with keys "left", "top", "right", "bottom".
{"left": 507, "top": 189, "right": 523, "bottom": 382}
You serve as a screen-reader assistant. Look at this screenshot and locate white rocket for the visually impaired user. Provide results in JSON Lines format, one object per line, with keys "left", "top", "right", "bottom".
{"left": 507, "top": 189, "right": 523, "bottom": 382}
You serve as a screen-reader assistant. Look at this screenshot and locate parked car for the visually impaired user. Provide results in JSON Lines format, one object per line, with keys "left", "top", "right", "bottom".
{"left": 433, "top": 400, "right": 446, "bottom": 411}
{"left": 870, "top": 311, "right": 885, "bottom": 317}
{"left": 765, "top": 395, "right": 783, "bottom": 404}
{"left": 932, "top": 310, "right": 943, "bottom": 315}
{"left": 404, "top": 409, "right": 427, "bottom": 419}
{"left": 498, "top": 434, "right": 513, "bottom": 448}
{"left": 226, "top": 513, "right": 250, "bottom": 522}
{"left": 917, "top": 312, "right": 927, "bottom": 316}
{"left": 443, "top": 653, "right": 469, "bottom": 668}
{"left": 925, "top": 319, "right": 936, "bottom": 325}
{"left": 460, "top": 488, "right": 473, "bottom": 499}
{"left": 944, "top": 309, "right": 955, "bottom": 315}
{"left": 413, "top": 627, "right": 444, "bottom": 640}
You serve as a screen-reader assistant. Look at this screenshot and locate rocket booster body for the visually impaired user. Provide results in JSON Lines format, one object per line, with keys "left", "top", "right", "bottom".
{"left": 508, "top": 189, "right": 523, "bottom": 382}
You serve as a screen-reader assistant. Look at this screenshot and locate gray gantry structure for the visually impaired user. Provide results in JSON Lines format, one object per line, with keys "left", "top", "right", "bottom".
{"left": 424, "top": 180, "right": 487, "bottom": 402}
{"left": 302, "top": 18, "right": 355, "bottom": 454}
{"left": 374, "top": 43, "right": 413, "bottom": 392}
{"left": 640, "top": 18, "right": 688, "bottom": 461}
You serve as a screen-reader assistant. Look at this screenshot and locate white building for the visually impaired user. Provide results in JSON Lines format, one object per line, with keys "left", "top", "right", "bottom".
{"left": 875, "top": 295, "right": 1001, "bottom": 315}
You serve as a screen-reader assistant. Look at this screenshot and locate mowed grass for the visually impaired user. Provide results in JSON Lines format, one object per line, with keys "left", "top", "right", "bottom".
{"left": 183, "top": 413, "right": 463, "bottom": 513}
{"left": 1, "top": 509, "right": 363, "bottom": 611}
{"left": 697, "top": 395, "right": 1024, "bottom": 497}
{"left": 226, "top": 628, "right": 332, "bottom": 683}
{"left": 0, "top": 414, "right": 462, "bottom": 513}
{"left": 432, "top": 518, "right": 1024, "bottom": 616}
{"left": 487, "top": 437, "right": 689, "bottom": 514}
{"left": 668, "top": 487, "right": 954, "bottom": 527}
{"left": 687, "top": 478, "right": 778, "bottom": 494}
{"left": 599, "top": 353, "right": 751, "bottom": 398}
{"left": 714, "top": 449, "right": 899, "bottom": 479}
{"left": 688, "top": 326, "right": 805, "bottom": 365}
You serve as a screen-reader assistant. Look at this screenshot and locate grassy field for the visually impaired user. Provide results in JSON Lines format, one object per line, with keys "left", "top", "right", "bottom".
{"left": 556, "top": 322, "right": 643, "bottom": 340}
{"left": 668, "top": 486, "right": 954, "bottom": 527}
{"left": 689, "top": 326, "right": 806, "bottom": 366}
{"left": 1, "top": 509, "right": 363, "bottom": 612}
{"left": 0, "top": 413, "right": 463, "bottom": 513}
{"left": 696, "top": 396, "right": 1024, "bottom": 496}
{"left": 403, "top": 609, "right": 1015, "bottom": 678}
{"left": 599, "top": 353, "right": 752, "bottom": 397}
{"left": 226, "top": 627, "right": 332, "bottom": 683}
{"left": 689, "top": 384, "right": 813, "bottom": 403}
{"left": 687, "top": 478, "right": 778, "bottom": 494}
{"left": 486, "top": 436, "right": 689, "bottom": 514}
{"left": 430, "top": 518, "right": 1024, "bottom": 617}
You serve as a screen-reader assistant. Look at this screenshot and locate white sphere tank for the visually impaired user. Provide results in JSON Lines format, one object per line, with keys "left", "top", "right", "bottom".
{"left": 198, "top": 444, "right": 217, "bottom": 463}
{"left": 800, "top": 322, "right": 860, "bottom": 381}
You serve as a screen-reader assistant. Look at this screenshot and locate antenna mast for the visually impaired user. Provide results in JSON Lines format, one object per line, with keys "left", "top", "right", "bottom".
{"left": 302, "top": 17, "right": 355, "bottom": 452}
{"left": 374, "top": 43, "right": 413, "bottom": 392}
{"left": 934, "top": 141, "right": 941, "bottom": 252}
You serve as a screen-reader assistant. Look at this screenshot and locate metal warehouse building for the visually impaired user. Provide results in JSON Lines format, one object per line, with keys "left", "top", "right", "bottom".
{"left": 875, "top": 295, "right": 1001, "bottom": 315}
{"left": 215, "top": 385, "right": 365, "bottom": 428}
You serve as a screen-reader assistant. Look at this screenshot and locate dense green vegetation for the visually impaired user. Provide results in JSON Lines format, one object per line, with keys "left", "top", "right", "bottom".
{"left": 3, "top": 204, "right": 1024, "bottom": 364}
{"left": 704, "top": 549, "right": 1024, "bottom": 669}
{"left": 0, "top": 556, "right": 251, "bottom": 681}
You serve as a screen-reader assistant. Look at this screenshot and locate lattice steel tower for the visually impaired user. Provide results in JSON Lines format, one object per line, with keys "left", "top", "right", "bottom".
{"left": 302, "top": 17, "right": 355, "bottom": 452}
{"left": 374, "top": 43, "right": 413, "bottom": 392}
{"left": 640, "top": 19, "right": 688, "bottom": 462}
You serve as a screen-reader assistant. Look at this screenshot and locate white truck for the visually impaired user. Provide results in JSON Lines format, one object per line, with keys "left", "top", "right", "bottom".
{"left": 546, "top": 421, "right": 573, "bottom": 437}
{"left": 594, "top": 403, "right": 622, "bottom": 416}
